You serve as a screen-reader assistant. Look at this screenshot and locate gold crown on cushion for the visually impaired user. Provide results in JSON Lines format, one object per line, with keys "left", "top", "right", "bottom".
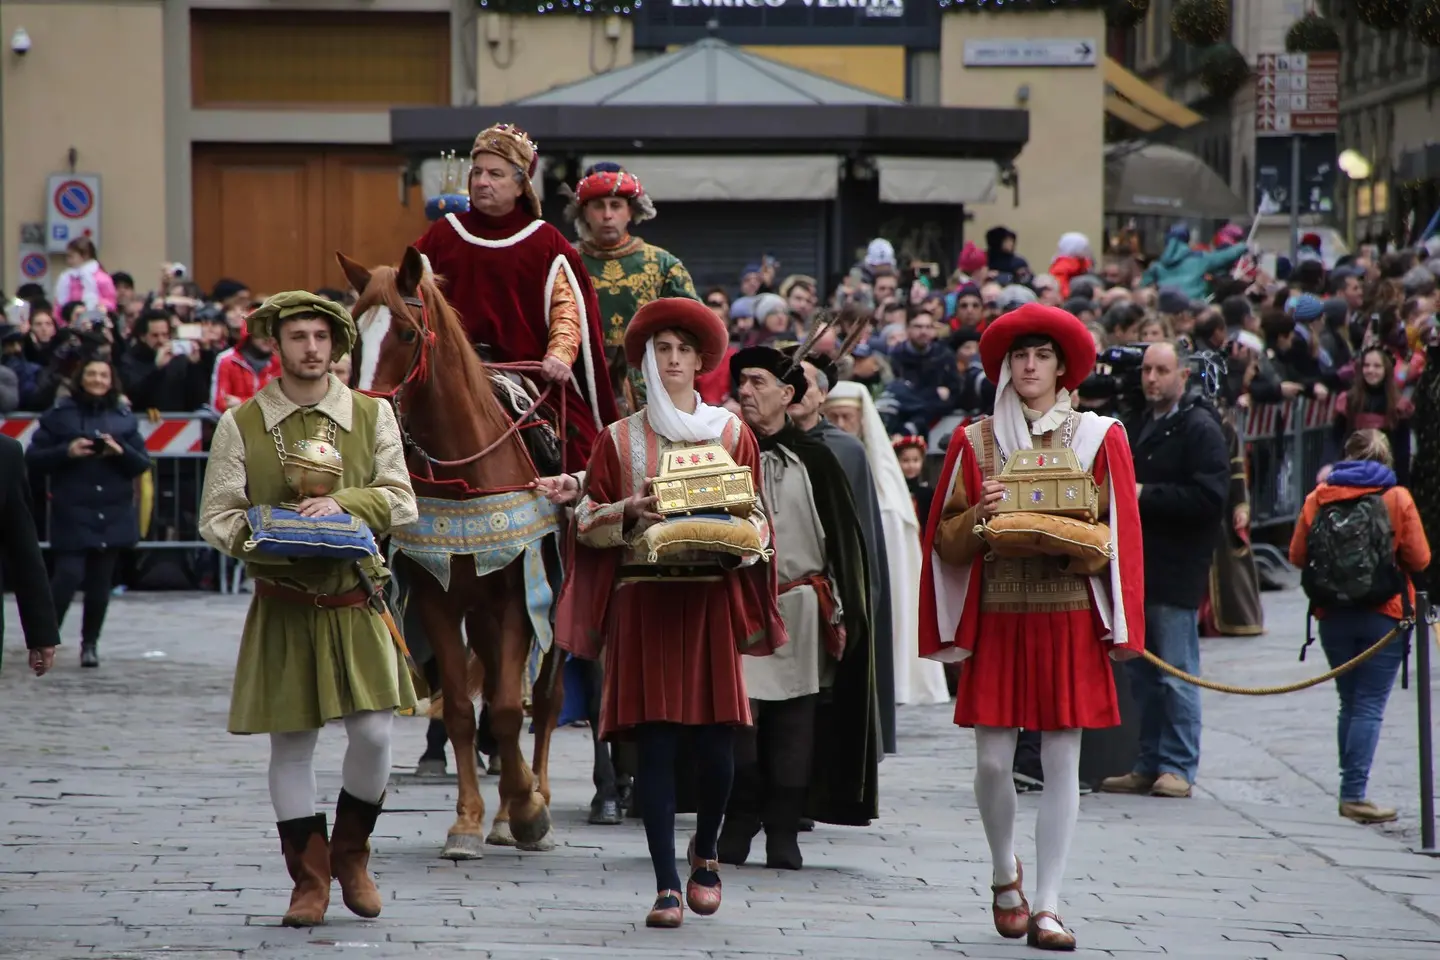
{"left": 472, "top": 122, "right": 539, "bottom": 179}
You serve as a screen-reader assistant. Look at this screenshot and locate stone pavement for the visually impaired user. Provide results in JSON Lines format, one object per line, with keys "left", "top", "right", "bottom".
{"left": 3, "top": 588, "right": 1440, "bottom": 960}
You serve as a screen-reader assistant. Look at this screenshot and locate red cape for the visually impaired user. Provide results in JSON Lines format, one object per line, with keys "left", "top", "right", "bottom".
{"left": 415, "top": 207, "right": 621, "bottom": 470}
{"left": 553, "top": 415, "right": 787, "bottom": 662}
{"left": 918, "top": 417, "right": 1145, "bottom": 661}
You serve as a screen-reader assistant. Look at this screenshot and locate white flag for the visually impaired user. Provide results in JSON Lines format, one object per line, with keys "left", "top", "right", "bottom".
{"left": 1257, "top": 191, "right": 1282, "bottom": 216}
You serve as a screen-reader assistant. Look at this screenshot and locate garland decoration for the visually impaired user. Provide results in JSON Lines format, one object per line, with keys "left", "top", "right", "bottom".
{"left": 1285, "top": 12, "right": 1342, "bottom": 52}
{"left": 1198, "top": 42, "right": 1250, "bottom": 99}
{"left": 1107, "top": 0, "right": 1151, "bottom": 30}
{"left": 937, "top": 1, "right": 1108, "bottom": 10}
{"left": 1353, "top": 0, "right": 1409, "bottom": 29}
{"left": 474, "top": 0, "right": 638, "bottom": 14}
{"left": 1171, "top": 0, "right": 1230, "bottom": 47}
{"left": 1412, "top": 0, "right": 1440, "bottom": 47}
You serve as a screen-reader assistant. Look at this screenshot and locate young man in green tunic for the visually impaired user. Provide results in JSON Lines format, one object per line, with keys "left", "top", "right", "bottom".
{"left": 565, "top": 162, "right": 698, "bottom": 415}
{"left": 198, "top": 291, "right": 418, "bottom": 928}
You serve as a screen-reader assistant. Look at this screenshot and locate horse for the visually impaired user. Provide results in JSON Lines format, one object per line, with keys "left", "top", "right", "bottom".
{"left": 338, "top": 245, "right": 565, "bottom": 860}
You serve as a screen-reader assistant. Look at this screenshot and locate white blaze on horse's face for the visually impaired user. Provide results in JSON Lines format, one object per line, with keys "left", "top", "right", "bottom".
{"left": 356, "top": 305, "right": 392, "bottom": 392}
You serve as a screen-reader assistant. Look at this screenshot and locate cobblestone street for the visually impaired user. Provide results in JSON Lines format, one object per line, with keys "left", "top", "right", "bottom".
{"left": 3, "top": 588, "right": 1440, "bottom": 960}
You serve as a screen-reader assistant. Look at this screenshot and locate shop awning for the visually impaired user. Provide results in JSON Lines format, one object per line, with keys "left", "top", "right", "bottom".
{"left": 876, "top": 157, "right": 999, "bottom": 204}
{"left": 579, "top": 154, "right": 840, "bottom": 201}
{"left": 1102, "top": 57, "right": 1202, "bottom": 131}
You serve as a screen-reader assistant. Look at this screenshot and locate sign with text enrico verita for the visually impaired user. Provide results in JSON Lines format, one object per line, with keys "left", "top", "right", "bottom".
{"left": 638, "top": 0, "right": 939, "bottom": 48}
{"left": 1255, "top": 51, "right": 1339, "bottom": 136}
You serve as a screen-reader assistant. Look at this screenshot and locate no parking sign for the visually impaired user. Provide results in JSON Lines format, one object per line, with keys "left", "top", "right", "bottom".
{"left": 44, "top": 173, "right": 101, "bottom": 254}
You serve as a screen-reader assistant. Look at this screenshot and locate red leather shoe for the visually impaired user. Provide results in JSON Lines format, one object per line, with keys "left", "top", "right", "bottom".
{"left": 991, "top": 857, "right": 1030, "bottom": 939}
{"left": 685, "top": 836, "right": 722, "bottom": 916}
{"left": 1027, "top": 911, "right": 1076, "bottom": 951}
{"left": 645, "top": 890, "right": 683, "bottom": 928}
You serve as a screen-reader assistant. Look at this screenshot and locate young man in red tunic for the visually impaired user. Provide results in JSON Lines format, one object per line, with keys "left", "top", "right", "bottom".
{"left": 413, "top": 123, "right": 620, "bottom": 470}
{"left": 553, "top": 298, "right": 786, "bottom": 930}
{"left": 918, "top": 303, "right": 1145, "bottom": 951}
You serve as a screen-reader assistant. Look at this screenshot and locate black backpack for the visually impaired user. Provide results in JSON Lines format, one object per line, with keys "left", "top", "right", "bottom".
{"left": 1301, "top": 494, "right": 1403, "bottom": 610}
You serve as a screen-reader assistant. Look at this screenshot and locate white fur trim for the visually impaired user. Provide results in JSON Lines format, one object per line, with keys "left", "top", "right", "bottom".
{"left": 444, "top": 212, "right": 544, "bottom": 249}
{"left": 543, "top": 255, "right": 604, "bottom": 433}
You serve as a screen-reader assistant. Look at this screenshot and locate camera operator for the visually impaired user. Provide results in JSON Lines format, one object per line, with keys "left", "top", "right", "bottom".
{"left": 1101, "top": 340, "right": 1228, "bottom": 801}
{"left": 118, "top": 309, "right": 197, "bottom": 413}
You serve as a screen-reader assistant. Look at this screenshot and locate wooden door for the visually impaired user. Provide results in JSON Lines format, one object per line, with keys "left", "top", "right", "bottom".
{"left": 192, "top": 147, "right": 430, "bottom": 297}
{"left": 321, "top": 153, "right": 431, "bottom": 290}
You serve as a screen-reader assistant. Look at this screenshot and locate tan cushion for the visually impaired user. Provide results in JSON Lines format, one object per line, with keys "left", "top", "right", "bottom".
{"left": 636, "top": 515, "right": 770, "bottom": 565}
{"left": 976, "top": 513, "right": 1113, "bottom": 576}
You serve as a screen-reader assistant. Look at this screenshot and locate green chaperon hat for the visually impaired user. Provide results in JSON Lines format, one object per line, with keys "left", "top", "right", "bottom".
{"left": 246, "top": 291, "right": 355, "bottom": 362}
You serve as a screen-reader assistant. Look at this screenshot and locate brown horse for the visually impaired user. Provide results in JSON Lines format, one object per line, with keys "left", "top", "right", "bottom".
{"left": 338, "top": 245, "right": 563, "bottom": 860}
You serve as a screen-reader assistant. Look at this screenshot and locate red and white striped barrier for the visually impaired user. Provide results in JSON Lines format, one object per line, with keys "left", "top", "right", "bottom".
{"left": 1242, "top": 395, "right": 1338, "bottom": 438}
{"left": 0, "top": 415, "right": 208, "bottom": 455}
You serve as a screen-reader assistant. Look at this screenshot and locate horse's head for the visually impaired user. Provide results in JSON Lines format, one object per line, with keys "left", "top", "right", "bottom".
{"left": 339, "top": 246, "right": 432, "bottom": 396}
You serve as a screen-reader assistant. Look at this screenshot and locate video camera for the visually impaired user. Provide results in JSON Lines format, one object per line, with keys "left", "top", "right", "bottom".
{"left": 1078, "top": 343, "right": 1227, "bottom": 418}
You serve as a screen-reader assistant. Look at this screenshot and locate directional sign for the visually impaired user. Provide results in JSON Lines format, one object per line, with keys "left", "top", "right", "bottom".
{"left": 962, "top": 38, "right": 1098, "bottom": 69}
{"left": 1255, "top": 51, "right": 1339, "bottom": 137}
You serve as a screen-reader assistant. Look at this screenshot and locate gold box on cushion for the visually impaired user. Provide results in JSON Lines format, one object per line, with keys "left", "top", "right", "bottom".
{"left": 995, "top": 447, "right": 1100, "bottom": 522}
{"left": 651, "top": 444, "right": 758, "bottom": 518}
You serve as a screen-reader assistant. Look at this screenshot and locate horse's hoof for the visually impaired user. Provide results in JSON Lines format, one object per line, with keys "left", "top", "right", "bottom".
{"left": 486, "top": 821, "right": 516, "bottom": 847}
{"left": 415, "top": 758, "right": 447, "bottom": 777}
{"left": 517, "top": 827, "right": 556, "bottom": 853}
{"left": 487, "top": 756, "right": 502, "bottom": 776}
{"left": 441, "top": 832, "right": 485, "bottom": 860}
{"left": 510, "top": 803, "right": 552, "bottom": 848}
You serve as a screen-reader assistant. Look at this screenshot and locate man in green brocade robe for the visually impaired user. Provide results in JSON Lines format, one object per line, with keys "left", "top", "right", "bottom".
{"left": 199, "top": 292, "right": 418, "bottom": 929}
{"left": 565, "top": 162, "right": 698, "bottom": 416}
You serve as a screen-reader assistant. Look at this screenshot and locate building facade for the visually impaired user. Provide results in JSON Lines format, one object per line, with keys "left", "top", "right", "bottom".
{"left": 3, "top": 1, "right": 1137, "bottom": 294}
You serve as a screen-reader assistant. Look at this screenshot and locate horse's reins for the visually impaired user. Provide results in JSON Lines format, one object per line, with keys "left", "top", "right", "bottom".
{"left": 357, "top": 291, "right": 568, "bottom": 494}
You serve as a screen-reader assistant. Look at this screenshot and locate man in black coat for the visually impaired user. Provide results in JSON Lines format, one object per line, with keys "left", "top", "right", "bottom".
{"left": 1102, "top": 341, "right": 1228, "bottom": 800}
{"left": 1, "top": 434, "right": 60, "bottom": 675}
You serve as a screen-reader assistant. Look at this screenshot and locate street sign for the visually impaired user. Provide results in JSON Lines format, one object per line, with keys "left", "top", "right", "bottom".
{"left": 1255, "top": 51, "right": 1338, "bottom": 137}
{"left": 1254, "top": 133, "right": 1337, "bottom": 217}
{"left": 16, "top": 244, "right": 50, "bottom": 285}
{"left": 44, "top": 173, "right": 101, "bottom": 254}
{"left": 962, "top": 38, "right": 1098, "bottom": 69}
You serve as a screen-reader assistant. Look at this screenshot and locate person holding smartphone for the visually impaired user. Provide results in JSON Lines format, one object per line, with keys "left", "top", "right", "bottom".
{"left": 25, "top": 358, "right": 151, "bottom": 667}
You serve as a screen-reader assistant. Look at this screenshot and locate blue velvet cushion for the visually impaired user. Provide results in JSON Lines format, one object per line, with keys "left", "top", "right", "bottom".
{"left": 244, "top": 505, "right": 379, "bottom": 560}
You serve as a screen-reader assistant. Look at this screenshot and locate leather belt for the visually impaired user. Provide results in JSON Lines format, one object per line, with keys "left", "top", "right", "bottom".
{"left": 255, "top": 580, "right": 371, "bottom": 609}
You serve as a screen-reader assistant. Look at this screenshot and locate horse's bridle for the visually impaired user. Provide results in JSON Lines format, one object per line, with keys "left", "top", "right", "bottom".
{"left": 357, "top": 287, "right": 563, "bottom": 487}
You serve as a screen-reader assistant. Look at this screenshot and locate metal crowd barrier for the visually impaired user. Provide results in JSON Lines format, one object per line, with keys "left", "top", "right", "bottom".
{"left": 1240, "top": 395, "right": 1339, "bottom": 530}
{"left": 0, "top": 412, "right": 239, "bottom": 592}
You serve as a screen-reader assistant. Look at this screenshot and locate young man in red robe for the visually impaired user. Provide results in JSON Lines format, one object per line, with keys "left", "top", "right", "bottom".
{"left": 552, "top": 298, "right": 786, "bottom": 930}
{"left": 918, "top": 303, "right": 1145, "bottom": 951}
{"left": 413, "top": 122, "right": 620, "bottom": 470}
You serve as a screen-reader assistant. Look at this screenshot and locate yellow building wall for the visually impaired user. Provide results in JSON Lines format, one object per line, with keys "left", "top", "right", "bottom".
{"left": 476, "top": 14, "right": 635, "bottom": 106}
{"left": 1, "top": 2, "right": 167, "bottom": 294}
{"left": 939, "top": 11, "right": 1106, "bottom": 270}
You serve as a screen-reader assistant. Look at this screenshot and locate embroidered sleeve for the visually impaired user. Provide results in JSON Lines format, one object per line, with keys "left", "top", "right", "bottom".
{"left": 574, "top": 429, "right": 629, "bottom": 549}
{"left": 545, "top": 262, "right": 582, "bottom": 367}
{"left": 198, "top": 411, "right": 252, "bottom": 558}
{"left": 331, "top": 401, "right": 418, "bottom": 535}
{"left": 662, "top": 258, "right": 699, "bottom": 300}
{"left": 935, "top": 440, "right": 984, "bottom": 567}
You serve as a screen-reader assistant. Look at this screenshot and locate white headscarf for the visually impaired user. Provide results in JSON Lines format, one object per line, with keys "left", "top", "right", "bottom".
{"left": 990, "top": 361, "right": 1075, "bottom": 465}
{"left": 642, "top": 338, "right": 732, "bottom": 443}
{"left": 825, "top": 381, "right": 915, "bottom": 530}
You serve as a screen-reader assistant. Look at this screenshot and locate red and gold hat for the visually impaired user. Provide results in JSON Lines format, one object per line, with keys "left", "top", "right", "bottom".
{"left": 892, "top": 435, "right": 927, "bottom": 455}
{"left": 576, "top": 168, "right": 644, "bottom": 206}
{"left": 470, "top": 123, "right": 541, "bottom": 219}
{"left": 978, "top": 302, "right": 1097, "bottom": 392}
{"left": 625, "top": 297, "right": 729, "bottom": 373}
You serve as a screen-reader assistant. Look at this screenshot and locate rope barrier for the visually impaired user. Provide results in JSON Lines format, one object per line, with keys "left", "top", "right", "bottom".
{"left": 1139, "top": 619, "right": 1414, "bottom": 696}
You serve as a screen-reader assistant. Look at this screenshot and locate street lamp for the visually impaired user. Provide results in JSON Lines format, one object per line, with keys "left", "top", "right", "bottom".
{"left": 1339, "top": 149, "right": 1373, "bottom": 249}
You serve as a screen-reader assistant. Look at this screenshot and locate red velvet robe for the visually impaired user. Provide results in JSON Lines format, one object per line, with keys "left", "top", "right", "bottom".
{"left": 918, "top": 416, "right": 1145, "bottom": 730}
{"left": 554, "top": 411, "right": 787, "bottom": 738}
{"left": 414, "top": 207, "right": 621, "bottom": 470}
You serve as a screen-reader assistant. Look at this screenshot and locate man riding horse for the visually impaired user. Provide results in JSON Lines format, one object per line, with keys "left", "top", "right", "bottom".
{"left": 414, "top": 122, "right": 620, "bottom": 470}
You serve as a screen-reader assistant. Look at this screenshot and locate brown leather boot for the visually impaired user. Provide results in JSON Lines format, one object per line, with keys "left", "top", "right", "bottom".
{"left": 277, "top": 814, "right": 330, "bottom": 927}
{"left": 330, "top": 790, "right": 384, "bottom": 918}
